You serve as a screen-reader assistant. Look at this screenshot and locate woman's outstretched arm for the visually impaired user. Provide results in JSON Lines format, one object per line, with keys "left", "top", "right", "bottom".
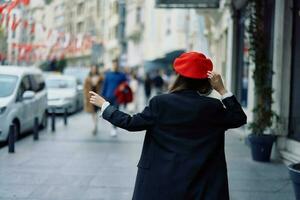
{"left": 89, "top": 91, "right": 157, "bottom": 131}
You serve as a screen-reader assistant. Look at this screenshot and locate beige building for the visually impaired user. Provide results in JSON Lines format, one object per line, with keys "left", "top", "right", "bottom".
{"left": 126, "top": 0, "right": 210, "bottom": 73}
{"left": 24, "top": 0, "right": 104, "bottom": 66}
{"left": 63, "top": 0, "right": 103, "bottom": 66}
{"left": 202, "top": 0, "right": 300, "bottom": 163}
{"left": 6, "top": 7, "right": 28, "bottom": 65}
{"left": 125, "top": 0, "right": 144, "bottom": 68}
{"left": 99, "top": 0, "right": 126, "bottom": 67}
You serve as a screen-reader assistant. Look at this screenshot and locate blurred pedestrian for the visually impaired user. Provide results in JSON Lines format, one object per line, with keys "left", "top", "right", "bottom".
{"left": 101, "top": 58, "right": 127, "bottom": 137}
{"left": 49, "top": 58, "right": 57, "bottom": 71}
{"left": 144, "top": 73, "right": 152, "bottom": 103}
{"left": 167, "top": 73, "right": 177, "bottom": 91}
{"left": 84, "top": 64, "right": 104, "bottom": 135}
{"left": 127, "top": 72, "right": 139, "bottom": 113}
{"left": 152, "top": 70, "right": 164, "bottom": 95}
{"left": 89, "top": 52, "right": 247, "bottom": 200}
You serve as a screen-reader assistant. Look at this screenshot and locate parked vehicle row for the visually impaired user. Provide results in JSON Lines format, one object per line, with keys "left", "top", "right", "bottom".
{"left": 45, "top": 74, "right": 83, "bottom": 113}
{"left": 0, "top": 66, "right": 87, "bottom": 143}
{"left": 0, "top": 66, "right": 47, "bottom": 142}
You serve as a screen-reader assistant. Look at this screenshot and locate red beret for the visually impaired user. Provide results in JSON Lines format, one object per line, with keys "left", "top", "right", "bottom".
{"left": 173, "top": 52, "right": 213, "bottom": 79}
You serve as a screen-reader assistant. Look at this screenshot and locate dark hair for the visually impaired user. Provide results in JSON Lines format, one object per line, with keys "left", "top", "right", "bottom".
{"left": 112, "top": 58, "right": 119, "bottom": 64}
{"left": 169, "top": 75, "right": 212, "bottom": 94}
{"left": 89, "top": 65, "right": 99, "bottom": 77}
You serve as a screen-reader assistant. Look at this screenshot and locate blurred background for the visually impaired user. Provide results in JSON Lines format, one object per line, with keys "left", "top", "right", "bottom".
{"left": 0, "top": 0, "right": 299, "bottom": 199}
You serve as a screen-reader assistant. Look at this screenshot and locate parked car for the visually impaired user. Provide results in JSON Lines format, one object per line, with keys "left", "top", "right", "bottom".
{"left": 0, "top": 66, "right": 48, "bottom": 142}
{"left": 45, "top": 74, "right": 83, "bottom": 114}
{"left": 63, "top": 66, "right": 89, "bottom": 87}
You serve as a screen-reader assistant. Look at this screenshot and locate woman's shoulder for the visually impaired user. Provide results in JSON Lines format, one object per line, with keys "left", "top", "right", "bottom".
{"left": 151, "top": 91, "right": 223, "bottom": 108}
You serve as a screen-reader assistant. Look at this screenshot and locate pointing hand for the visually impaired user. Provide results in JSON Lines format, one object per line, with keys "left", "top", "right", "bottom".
{"left": 89, "top": 91, "right": 106, "bottom": 108}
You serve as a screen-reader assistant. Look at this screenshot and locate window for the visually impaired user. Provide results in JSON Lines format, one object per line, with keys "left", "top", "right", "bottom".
{"left": 17, "top": 75, "right": 31, "bottom": 101}
{"left": 30, "top": 75, "right": 45, "bottom": 92}
{"left": 166, "top": 17, "right": 171, "bottom": 35}
{"left": 97, "top": 0, "right": 101, "bottom": 17}
{"left": 69, "top": 24, "right": 73, "bottom": 33}
{"left": 113, "top": 2, "right": 119, "bottom": 14}
{"left": 0, "top": 75, "right": 18, "bottom": 97}
{"left": 136, "top": 6, "right": 141, "bottom": 24}
{"left": 77, "top": 2, "right": 85, "bottom": 16}
{"left": 114, "top": 26, "right": 118, "bottom": 39}
{"left": 77, "top": 22, "right": 84, "bottom": 33}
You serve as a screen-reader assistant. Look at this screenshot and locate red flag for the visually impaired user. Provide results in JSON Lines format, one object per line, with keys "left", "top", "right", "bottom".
{"left": 5, "top": 14, "right": 10, "bottom": 28}
{"left": 7, "top": 1, "right": 19, "bottom": 14}
{"left": 47, "top": 30, "right": 52, "bottom": 39}
{"left": 0, "top": 13, "right": 5, "bottom": 26}
{"left": 30, "top": 23, "right": 35, "bottom": 34}
{"left": 21, "top": 0, "right": 30, "bottom": 6}
{"left": 23, "top": 20, "right": 28, "bottom": 29}
{"left": 0, "top": 3, "right": 8, "bottom": 14}
{"left": 11, "top": 15, "right": 21, "bottom": 31}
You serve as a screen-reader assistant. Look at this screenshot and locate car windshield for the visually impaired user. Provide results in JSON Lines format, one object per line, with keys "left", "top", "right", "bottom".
{"left": 46, "top": 78, "right": 76, "bottom": 89}
{"left": 0, "top": 74, "right": 18, "bottom": 97}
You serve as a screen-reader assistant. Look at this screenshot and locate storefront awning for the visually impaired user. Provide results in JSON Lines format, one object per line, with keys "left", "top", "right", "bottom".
{"left": 144, "top": 50, "right": 185, "bottom": 72}
{"left": 232, "top": 0, "right": 248, "bottom": 9}
{"left": 155, "top": 0, "right": 220, "bottom": 9}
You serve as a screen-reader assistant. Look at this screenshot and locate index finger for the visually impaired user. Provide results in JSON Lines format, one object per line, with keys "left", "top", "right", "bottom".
{"left": 89, "top": 91, "right": 98, "bottom": 96}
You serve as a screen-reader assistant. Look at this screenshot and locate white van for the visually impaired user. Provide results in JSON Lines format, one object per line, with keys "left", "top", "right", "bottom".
{"left": 0, "top": 66, "right": 48, "bottom": 142}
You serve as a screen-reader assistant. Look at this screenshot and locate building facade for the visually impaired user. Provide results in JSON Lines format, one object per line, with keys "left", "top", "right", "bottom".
{"left": 99, "top": 0, "right": 127, "bottom": 68}
{"left": 63, "top": 0, "right": 103, "bottom": 66}
{"left": 203, "top": 0, "right": 300, "bottom": 163}
{"left": 125, "top": 0, "right": 144, "bottom": 68}
{"left": 126, "top": 0, "right": 208, "bottom": 71}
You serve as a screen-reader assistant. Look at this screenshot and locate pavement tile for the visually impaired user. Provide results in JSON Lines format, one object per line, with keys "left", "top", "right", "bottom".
{"left": 0, "top": 184, "right": 37, "bottom": 198}
{"left": 0, "top": 106, "right": 295, "bottom": 200}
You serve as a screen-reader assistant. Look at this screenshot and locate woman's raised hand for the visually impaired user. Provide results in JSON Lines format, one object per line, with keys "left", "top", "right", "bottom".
{"left": 89, "top": 91, "right": 106, "bottom": 108}
{"left": 207, "top": 71, "right": 227, "bottom": 95}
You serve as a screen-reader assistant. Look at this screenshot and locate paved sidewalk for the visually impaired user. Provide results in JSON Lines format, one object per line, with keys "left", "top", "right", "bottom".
{"left": 0, "top": 112, "right": 295, "bottom": 200}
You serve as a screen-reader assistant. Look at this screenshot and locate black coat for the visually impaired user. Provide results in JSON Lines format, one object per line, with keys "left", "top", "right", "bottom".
{"left": 102, "top": 90, "right": 247, "bottom": 200}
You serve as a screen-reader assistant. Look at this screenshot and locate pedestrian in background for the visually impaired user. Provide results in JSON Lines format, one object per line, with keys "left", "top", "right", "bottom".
{"left": 127, "top": 71, "right": 139, "bottom": 113}
{"left": 144, "top": 73, "right": 152, "bottom": 103}
{"left": 101, "top": 58, "right": 127, "bottom": 137}
{"left": 84, "top": 64, "right": 103, "bottom": 135}
{"left": 152, "top": 70, "right": 164, "bottom": 95}
{"left": 89, "top": 52, "right": 247, "bottom": 200}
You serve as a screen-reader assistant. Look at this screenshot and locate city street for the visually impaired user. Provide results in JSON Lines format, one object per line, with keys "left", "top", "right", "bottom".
{"left": 0, "top": 111, "right": 294, "bottom": 200}
{"left": 1, "top": 0, "right": 300, "bottom": 199}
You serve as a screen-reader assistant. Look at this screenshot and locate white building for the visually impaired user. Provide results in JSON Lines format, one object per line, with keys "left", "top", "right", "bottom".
{"left": 133, "top": 0, "right": 210, "bottom": 73}
{"left": 125, "top": 0, "right": 144, "bottom": 68}
{"left": 100, "top": 0, "right": 126, "bottom": 67}
{"left": 201, "top": 0, "right": 300, "bottom": 163}
{"left": 6, "top": 7, "right": 28, "bottom": 65}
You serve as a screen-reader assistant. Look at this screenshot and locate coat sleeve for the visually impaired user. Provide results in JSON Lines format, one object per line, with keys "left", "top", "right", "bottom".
{"left": 102, "top": 98, "right": 157, "bottom": 131}
{"left": 214, "top": 95, "right": 247, "bottom": 129}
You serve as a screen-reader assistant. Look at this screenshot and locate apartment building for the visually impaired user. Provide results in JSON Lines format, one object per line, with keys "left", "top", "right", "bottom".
{"left": 201, "top": 0, "right": 300, "bottom": 163}
{"left": 99, "top": 0, "right": 126, "bottom": 67}
{"left": 130, "top": 0, "right": 208, "bottom": 71}
{"left": 63, "top": 0, "right": 103, "bottom": 66}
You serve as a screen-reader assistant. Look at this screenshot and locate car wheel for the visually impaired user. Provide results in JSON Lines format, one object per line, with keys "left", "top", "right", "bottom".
{"left": 40, "top": 111, "right": 48, "bottom": 129}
